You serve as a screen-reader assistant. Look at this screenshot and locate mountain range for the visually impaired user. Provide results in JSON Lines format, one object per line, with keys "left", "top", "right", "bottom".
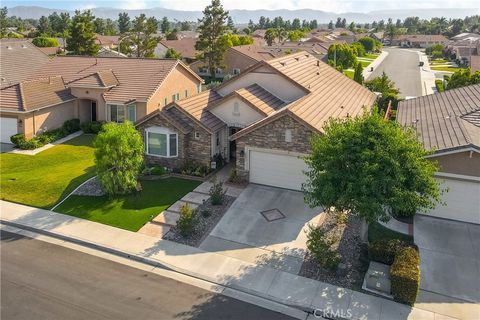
{"left": 7, "top": 6, "right": 480, "bottom": 24}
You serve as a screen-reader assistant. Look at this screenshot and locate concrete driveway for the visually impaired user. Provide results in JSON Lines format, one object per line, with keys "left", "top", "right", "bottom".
{"left": 0, "top": 143, "right": 14, "bottom": 153}
{"left": 414, "top": 215, "right": 480, "bottom": 318}
{"left": 199, "top": 184, "right": 324, "bottom": 275}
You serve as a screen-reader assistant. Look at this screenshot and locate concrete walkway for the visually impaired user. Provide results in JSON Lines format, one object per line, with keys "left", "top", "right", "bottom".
{"left": 379, "top": 217, "right": 412, "bottom": 236}
{"left": 8, "top": 131, "right": 84, "bottom": 156}
{"left": 363, "top": 51, "right": 389, "bottom": 80}
{"left": 0, "top": 200, "right": 462, "bottom": 320}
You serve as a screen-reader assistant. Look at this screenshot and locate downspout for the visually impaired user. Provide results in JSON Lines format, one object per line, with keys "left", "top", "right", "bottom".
{"left": 32, "top": 110, "right": 36, "bottom": 137}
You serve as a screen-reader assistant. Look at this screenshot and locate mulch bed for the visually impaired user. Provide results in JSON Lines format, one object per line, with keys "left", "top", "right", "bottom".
{"left": 163, "top": 195, "right": 235, "bottom": 247}
{"left": 73, "top": 177, "right": 105, "bottom": 196}
{"left": 299, "top": 211, "right": 369, "bottom": 290}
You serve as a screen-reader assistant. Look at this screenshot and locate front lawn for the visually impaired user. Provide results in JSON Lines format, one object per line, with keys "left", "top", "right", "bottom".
{"left": 430, "top": 66, "right": 466, "bottom": 72}
{"left": 54, "top": 178, "right": 202, "bottom": 231}
{"left": 343, "top": 70, "right": 354, "bottom": 79}
{"left": 1, "top": 135, "right": 95, "bottom": 209}
{"left": 364, "top": 53, "right": 379, "bottom": 60}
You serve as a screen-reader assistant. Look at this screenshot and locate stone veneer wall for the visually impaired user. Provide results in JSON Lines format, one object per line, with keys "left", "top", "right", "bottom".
{"left": 235, "top": 114, "right": 314, "bottom": 180}
{"left": 137, "top": 113, "right": 212, "bottom": 169}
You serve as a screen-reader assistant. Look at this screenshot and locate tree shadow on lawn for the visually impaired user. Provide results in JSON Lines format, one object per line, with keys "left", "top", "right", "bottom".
{"left": 49, "top": 165, "right": 96, "bottom": 209}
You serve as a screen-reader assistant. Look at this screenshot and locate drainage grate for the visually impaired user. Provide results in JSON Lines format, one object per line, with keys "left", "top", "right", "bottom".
{"left": 260, "top": 208, "right": 285, "bottom": 222}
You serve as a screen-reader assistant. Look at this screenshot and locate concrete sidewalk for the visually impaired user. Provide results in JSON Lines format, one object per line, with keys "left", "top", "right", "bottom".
{"left": 363, "top": 51, "right": 389, "bottom": 81}
{"left": 0, "top": 200, "right": 461, "bottom": 320}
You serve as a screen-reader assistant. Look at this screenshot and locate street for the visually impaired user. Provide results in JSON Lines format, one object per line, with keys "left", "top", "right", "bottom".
{"left": 369, "top": 47, "right": 423, "bottom": 98}
{"left": 0, "top": 230, "right": 296, "bottom": 320}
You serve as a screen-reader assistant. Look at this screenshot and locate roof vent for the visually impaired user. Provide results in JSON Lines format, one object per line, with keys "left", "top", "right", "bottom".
{"left": 340, "top": 105, "right": 344, "bottom": 109}
{"left": 412, "top": 119, "right": 419, "bottom": 124}
{"left": 280, "top": 62, "right": 286, "bottom": 66}
{"left": 295, "top": 57, "right": 300, "bottom": 61}
{"left": 316, "top": 60, "right": 320, "bottom": 67}
{"left": 21, "top": 44, "right": 27, "bottom": 48}
{"left": 6, "top": 46, "right": 12, "bottom": 49}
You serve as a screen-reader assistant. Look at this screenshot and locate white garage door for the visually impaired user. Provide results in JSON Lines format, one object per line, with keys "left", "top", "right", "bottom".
{"left": 423, "top": 177, "right": 480, "bottom": 224}
{"left": 0, "top": 117, "right": 18, "bottom": 144}
{"left": 249, "top": 150, "right": 308, "bottom": 191}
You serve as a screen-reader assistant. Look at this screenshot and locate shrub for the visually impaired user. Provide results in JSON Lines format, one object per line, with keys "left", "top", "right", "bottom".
{"left": 10, "top": 133, "right": 25, "bottom": 146}
{"left": 306, "top": 225, "right": 341, "bottom": 271}
{"left": 62, "top": 118, "right": 80, "bottom": 134}
{"left": 390, "top": 247, "right": 420, "bottom": 305}
{"left": 201, "top": 209, "right": 211, "bottom": 217}
{"left": 212, "top": 153, "right": 226, "bottom": 169}
{"left": 368, "top": 239, "right": 406, "bottom": 265}
{"left": 209, "top": 179, "right": 226, "bottom": 205}
{"left": 180, "top": 162, "right": 210, "bottom": 177}
{"left": 177, "top": 203, "right": 196, "bottom": 237}
{"left": 150, "top": 166, "right": 167, "bottom": 176}
{"left": 81, "top": 121, "right": 104, "bottom": 134}
{"left": 435, "top": 80, "right": 445, "bottom": 92}
{"left": 32, "top": 37, "right": 59, "bottom": 47}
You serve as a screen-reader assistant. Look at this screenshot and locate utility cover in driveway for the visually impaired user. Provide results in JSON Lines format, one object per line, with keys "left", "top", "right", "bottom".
{"left": 260, "top": 208, "right": 285, "bottom": 222}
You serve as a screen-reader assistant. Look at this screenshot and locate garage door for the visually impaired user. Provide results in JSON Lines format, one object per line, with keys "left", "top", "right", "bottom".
{"left": 0, "top": 117, "right": 17, "bottom": 144}
{"left": 249, "top": 150, "right": 308, "bottom": 191}
{"left": 422, "top": 177, "right": 480, "bottom": 224}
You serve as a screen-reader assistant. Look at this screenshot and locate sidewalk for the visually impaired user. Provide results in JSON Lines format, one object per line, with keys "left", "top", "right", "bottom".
{"left": 417, "top": 51, "right": 436, "bottom": 96}
{"left": 363, "top": 51, "right": 389, "bottom": 81}
{"left": 0, "top": 200, "right": 460, "bottom": 320}
{"left": 8, "top": 131, "right": 83, "bottom": 156}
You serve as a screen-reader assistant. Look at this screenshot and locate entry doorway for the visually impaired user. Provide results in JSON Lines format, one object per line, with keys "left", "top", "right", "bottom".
{"left": 229, "top": 127, "right": 238, "bottom": 161}
{"left": 91, "top": 101, "right": 97, "bottom": 121}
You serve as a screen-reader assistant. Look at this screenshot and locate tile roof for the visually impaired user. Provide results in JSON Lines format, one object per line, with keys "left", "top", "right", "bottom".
{"left": 0, "top": 76, "right": 75, "bottom": 112}
{"left": 231, "top": 84, "right": 285, "bottom": 115}
{"left": 397, "top": 84, "right": 480, "bottom": 153}
{"left": 229, "top": 45, "right": 276, "bottom": 61}
{"left": 159, "top": 38, "right": 199, "bottom": 60}
{"left": 95, "top": 34, "right": 120, "bottom": 46}
{"left": 31, "top": 56, "right": 199, "bottom": 103}
{"left": 0, "top": 39, "right": 50, "bottom": 88}
{"left": 395, "top": 34, "right": 448, "bottom": 43}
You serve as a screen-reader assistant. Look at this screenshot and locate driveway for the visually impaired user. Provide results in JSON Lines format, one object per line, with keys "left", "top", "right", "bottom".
{"left": 199, "top": 184, "right": 324, "bottom": 275}
{"left": 414, "top": 215, "right": 480, "bottom": 317}
{"left": 0, "top": 143, "right": 14, "bottom": 153}
{"left": 368, "top": 47, "right": 423, "bottom": 98}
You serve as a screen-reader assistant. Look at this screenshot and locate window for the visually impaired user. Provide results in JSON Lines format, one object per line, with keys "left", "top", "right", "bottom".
{"left": 285, "top": 129, "right": 292, "bottom": 142}
{"left": 197, "top": 84, "right": 202, "bottom": 93}
{"left": 194, "top": 132, "right": 200, "bottom": 140}
{"left": 233, "top": 102, "right": 240, "bottom": 116}
{"left": 233, "top": 68, "right": 240, "bottom": 75}
{"left": 146, "top": 127, "right": 178, "bottom": 157}
{"left": 164, "top": 98, "right": 168, "bottom": 106}
{"left": 176, "top": 93, "right": 180, "bottom": 100}
{"left": 109, "top": 104, "right": 136, "bottom": 122}
{"left": 172, "top": 94, "right": 176, "bottom": 102}
{"left": 184, "top": 90, "right": 188, "bottom": 98}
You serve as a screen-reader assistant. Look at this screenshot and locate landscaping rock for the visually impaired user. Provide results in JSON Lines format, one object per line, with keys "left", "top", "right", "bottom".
{"left": 73, "top": 177, "right": 105, "bottom": 196}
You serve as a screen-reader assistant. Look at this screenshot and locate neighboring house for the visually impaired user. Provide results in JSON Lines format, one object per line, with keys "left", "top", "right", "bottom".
{"left": 190, "top": 45, "right": 277, "bottom": 78}
{"left": 0, "top": 56, "right": 202, "bottom": 143}
{"left": 95, "top": 34, "right": 120, "bottom": 49}
{"left": 97, "top": 47, "right": 128, "bottom": 58}
{"left": 136, "top": 51, "right": 376, "bottom": 190}
{"left": 471, "top": 55, "right": 480, "bottom": 72}
{"left": 155, "top": 38, "right": 199, "bottom": 63}
{"left": 445, "top": 39, "right": 479, "bottom": 66}
{"left": 390, "top": 34, "right": 448, "bottom": 48}
{"left": 397, "top": 84, "right": 480, "bottom": 224}
{"left": 176, "top": 31, "right": 199, "bottom": 39}
{"left": 263, "top": 42, "right": 333, "bottom": 61}
{"left": 0, "top": 39, "right": 50, "bottom": 89}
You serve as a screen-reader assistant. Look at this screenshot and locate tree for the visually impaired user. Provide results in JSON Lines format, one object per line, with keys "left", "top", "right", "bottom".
{"left": 335, "top": 17, "right": 342, "bottom": 28}
{"left": 118, "top": 12, "right": 130, "bottom": 34}
{"left": 353, "top": 62, "right": 363, "bottom": 84}
{"left": 327, "top": 43, "right": 357, "bottom": 69}
{"left": 122, "top": 14, "right": 159, "bottom": 58}
{"left": 160, "top": 16, "right": 170, "bottom": 33}
{"left": 348, "top": 21, "right": 355, "bottom": 31}
{"left": 309, "top": 19, "right": 318, "bottom": 29}
{"left": 303, "top": 110, "right": 442, "bottom": 223}
{"left": 165, "top": 47, "right": 182, "bottom": 59}
{"left": 0, "top": 7, "right": 8, "bottom": 38}
{"left": 292, "top": 18, "right": 301, "bottom": 30}
{"left": 264, "top": 28, "right": 275, "bottom": 46}
{"left": 385, "top": 23, "right": 399, "bottom": 42}
{"left": 94, "top": 122, "right": 144, "bottom": 196}
{"left": 358, "top": 37, "right": 376, "bottom": 52}
{"left": 365, "top": 72, "right": 400, "bottom": 111}
{"left": 166, "top": 29, "right": 178, "bottom": 40}
{"left": 227, "top": 16, "right": 235, "bottom": 30}
{"left": 341, "top": 18, "right": 347, "bottom": 28}
{"left": 38, "top": 15, "right": 52, "bottom": 35}
{"left": 328, "top": 20, "right": 334, "bottom": 30}
{"left": 180, "top": 21, "right": 190, "bottom": 31}
{"left": 94, "top": 17, "right": 105, "bottom": 34}
{"left": 66, "top": 10, "right": 99, "bottom": 55}
{"left": 195, "top": 0, "right": 229, "bottom": 79}
{"left": 104, "top": 19, "right": 117, "bottom": 35}
{"left": 446, "top": 68, "right": 480, "bottom": 90}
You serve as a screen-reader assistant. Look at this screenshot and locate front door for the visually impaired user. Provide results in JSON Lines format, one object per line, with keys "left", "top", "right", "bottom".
{"left": 229, "top": 128, "right": 237, "bottom": 160}
{"left": 91, "top": 101, "right": 97, "bottom": 121}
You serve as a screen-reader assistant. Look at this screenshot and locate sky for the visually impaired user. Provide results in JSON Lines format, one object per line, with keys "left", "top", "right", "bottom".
{"left": 4, "top": 0, "right": 480, "bottom": 13}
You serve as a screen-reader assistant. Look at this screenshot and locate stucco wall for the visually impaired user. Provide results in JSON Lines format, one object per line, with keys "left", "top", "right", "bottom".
{"left": 430, "top": 151, "right": 480, "bottom": 177}
{"left": 209, "top": 96, "right": 264, "bottom": 128}
{"left": 147, "top": 65, "right": 201, "bottom": 113}
{"left": 223, "top": 49, "right": 258, "bottom": 75}
{"left": 22, "top": 101, "right": 76, "bottom": 138}
{"left": 70, "top": 87, "right": 107, "bottom": 121}
{"left": 235, "top": 114, "right": 314, "bottom": 179}
{"left": 217, "top": 67, "right": 306, "bottom": 103}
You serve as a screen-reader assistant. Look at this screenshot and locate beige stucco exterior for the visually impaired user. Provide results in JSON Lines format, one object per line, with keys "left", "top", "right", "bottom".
{"left": 209, "top": 96, "right": 264, "bottom": 128}
{"left": 222, "top": 49, "right": 258, "bottom": 75}
{"left": 430, "top": 150, "right": 480, "bottom": 177}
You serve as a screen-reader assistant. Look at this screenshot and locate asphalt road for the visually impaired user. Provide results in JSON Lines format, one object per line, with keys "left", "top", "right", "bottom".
{"left": 369, "top": 47, "right": 423, "bottom": 98}
{"left": 0, "top": 231, "right": 296, "bottom": 320}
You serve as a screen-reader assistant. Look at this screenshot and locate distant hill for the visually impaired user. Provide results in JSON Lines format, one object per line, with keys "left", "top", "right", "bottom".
{"left": 7, "top": 6, "right": 480, "bottom": 24}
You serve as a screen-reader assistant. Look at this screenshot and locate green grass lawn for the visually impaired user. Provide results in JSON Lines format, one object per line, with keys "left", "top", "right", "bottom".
{"left": 368, "top": 221, "right": 413, "bottom": 244}
{"left": 1, "top": 135, "right": 96, "bottom": 209}
{"left": 359, "top": 60, "right": 371, "bottom": 68}
{"left": 343, "top": 70, "right": 354, "bottom": 79}
{"left": 430, "top": 59, "right": 449, "bottom": 64}
{"left": 364, "top": 53, "right": 379, "bottom": 60}
{"left": 430, "top": 66, "right": 465, "bottom": 72}
{"left": 54, "top": 178, "right": 201, "bottom": 231}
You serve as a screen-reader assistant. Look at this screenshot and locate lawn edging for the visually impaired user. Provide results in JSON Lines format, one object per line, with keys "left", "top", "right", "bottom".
{"left": 50, "top": 175, "right": 98, "bottom": 211}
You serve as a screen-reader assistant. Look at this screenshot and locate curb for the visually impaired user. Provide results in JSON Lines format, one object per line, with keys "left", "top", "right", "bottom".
{"left": 0, "top": 219, "right": 314, "bottom": 318}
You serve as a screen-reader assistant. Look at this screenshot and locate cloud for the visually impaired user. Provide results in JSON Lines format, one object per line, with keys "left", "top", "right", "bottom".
{"left": 119, "top": 0, "right": 147, "bottom": 10}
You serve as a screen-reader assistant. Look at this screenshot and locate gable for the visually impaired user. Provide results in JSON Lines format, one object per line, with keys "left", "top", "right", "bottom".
{"left": 209, "top": 96, "right": 265, "bottom": 128}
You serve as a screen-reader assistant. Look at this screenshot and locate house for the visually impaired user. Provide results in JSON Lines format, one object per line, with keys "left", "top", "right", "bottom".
{"left": 471, "top": 55, "right": 480, "bottom": 72}
{"left": 396, "top": 84, "right": 480, "bottom": 224}
{"left": 95, "top": 34, "right": 120, "bottom": 49}
{"left": 445, "top": 39, "right": 479, "bottom": 66}
{"left": 155, "top": 38, "right": 199, "bottom": 63}
{"left": 190, "top": 45, "right": 277, "bottom": 78}
{"left": 390, "top": 34, "right": 448, "bottom": 48}
{"left": 0, "top": 39, "right": 50, "bottom": 89}
{"left": 136, "top": 51, "right": 376, "bottom": 190}
{"left": 0, "top": 56, "right": 203, "bottom": 143}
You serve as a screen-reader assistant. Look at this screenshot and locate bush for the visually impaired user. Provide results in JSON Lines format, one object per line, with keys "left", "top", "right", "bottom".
{"left": 306, "top": 225, "right": 341, "bottom": 271}
{"left": 150, "top": 166, "right": 167, "bottom": 176}
{"left": 368, "top": 239, "right": 406, "bottom": 265}
{"left": 81, "top": 121, "right": 104, "bottom": 134}
{"left": 180, "top": 162, "right": 211, "bottom": 177}
{"left": 10, "top": 133, "right": 25, "bottom": 146}
{"left": 209, "top": 179, "right": 226, "bottom": 205}
{"left": 32, "top": 37, "right": 59, "bottom": 47}
{"left": 62, "top": 119, "right": 80, "bottom": 134}
{"left": 435, "top": 80, "right": 445, "bottom": 92}
{"left": 390, "top": 247, "right": 420, "bottom": 305}
{"left": 201, "top": 209, "right": 211, "bottom": 217}
{"left": 358, "top": 37, "right": 376, "bottom": 52}
{"left": 177, "top": 203, "right": 196, "bottom": 237}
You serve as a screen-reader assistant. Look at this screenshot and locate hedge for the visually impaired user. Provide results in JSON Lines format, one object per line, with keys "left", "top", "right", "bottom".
{"left": 390, "top": 247, "right": 420, "bottom": 305}
{"left": 32, "top": 37, "right": 59, "bottom": 47}
{"left": 80, "top": 121, "right": 104, "bottom": 134}
{"left": 435, "top": 80, "right": 445, "bottom": 92}
{"left": 368, "top": 239, "right": 406, "bottom": 265}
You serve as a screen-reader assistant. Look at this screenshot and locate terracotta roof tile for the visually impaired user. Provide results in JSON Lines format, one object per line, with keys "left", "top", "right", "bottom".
{"left": 234, "top": 84, "right": 285, "bottom": 115}
{"left": 229, "top": 45, "right": 276, "bottom": 62}
{"left": 175, "top": 90, "right": 224, "bottom": 132}
{"left": 159, "top": 38, "right": 199, "bottom": 60}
